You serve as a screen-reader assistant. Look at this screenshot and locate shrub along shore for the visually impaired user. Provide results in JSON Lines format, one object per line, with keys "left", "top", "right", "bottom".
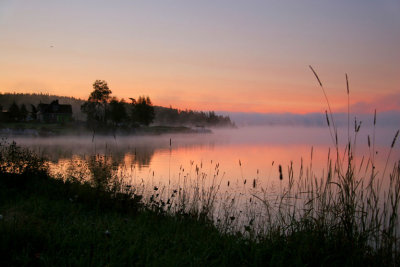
{"left": 1, "top": 141, "right": 399, "bottom": 266}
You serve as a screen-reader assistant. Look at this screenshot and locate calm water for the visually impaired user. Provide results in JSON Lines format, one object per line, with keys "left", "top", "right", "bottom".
{"left": 7, "top": 125, "right": 400, "bottom": 230}
{"left": 9, "top": 125, "right": 399, "bottom": 191}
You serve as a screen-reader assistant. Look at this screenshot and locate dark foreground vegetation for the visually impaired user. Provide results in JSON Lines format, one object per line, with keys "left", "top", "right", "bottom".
{"left": 1, "top": 140, "right": 399, "bottom": 266}
{"left": 1, "top": 70, "right": 399, "bottom": 265}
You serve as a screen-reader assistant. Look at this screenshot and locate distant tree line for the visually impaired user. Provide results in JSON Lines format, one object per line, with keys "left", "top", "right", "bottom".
{"left": 0, "top": 93, "right": 84, "bottom": 120}
{"left": 1, "top": 91, "right": 234, "bottom": 127}
{"left": 0, "top": 102, "right": 33, "bottom": 122}
{"left": 153, "top": 106, "right": 234, "bottom": 127}
{"left": 81, "top": 80, "right": 155, "bottom": 131}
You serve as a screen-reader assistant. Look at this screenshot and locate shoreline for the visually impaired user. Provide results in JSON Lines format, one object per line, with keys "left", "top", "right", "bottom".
{"left": 0, "top": 123, "right": 214, "bottom": 137}
{"left": 1, "top": 141, "right": 396, "bottom": 265}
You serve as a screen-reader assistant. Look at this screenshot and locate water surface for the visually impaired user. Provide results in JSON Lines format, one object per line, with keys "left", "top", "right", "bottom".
{"left": 10, "top": 125, "right": 398, "bottom": 190}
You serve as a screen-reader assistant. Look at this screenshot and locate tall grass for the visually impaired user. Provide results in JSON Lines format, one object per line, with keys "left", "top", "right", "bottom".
{"left": 57, "top": 128, "right": 399, "bottom": 259}
{"left": 122, "top": 68, "right": 399, "bottom": 261}
{"left": 1, "top": 69, "right": 399, "bottom": 264}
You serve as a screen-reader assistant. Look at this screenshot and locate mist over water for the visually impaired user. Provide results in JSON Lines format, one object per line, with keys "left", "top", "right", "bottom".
{"left": 3, "top": 124, "right": 398, "bottom": 232}
{"left": 8, "top": 125, "right": 399, "bottom": 187}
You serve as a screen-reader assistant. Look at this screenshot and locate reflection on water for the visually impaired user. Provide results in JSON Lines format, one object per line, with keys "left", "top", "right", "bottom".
{"left": 7, "top": 125, "right": 400, "bottom": 232}
{"left": 10, "top": 126, "right": 398, "bottom": 185}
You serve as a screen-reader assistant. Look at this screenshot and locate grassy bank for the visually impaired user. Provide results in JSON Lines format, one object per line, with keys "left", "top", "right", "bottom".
{"left": 1, "top": 173, "right": 243, "bottom": 266}
{"left": 0, "top": 170, "right": 381, "bottom": 266}
{"left": 1, "top": 141, "right": 398, "bottom": 266}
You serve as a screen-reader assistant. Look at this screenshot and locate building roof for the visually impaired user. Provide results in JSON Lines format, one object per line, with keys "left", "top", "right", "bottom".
{"left": 38, "top": 100, "right": 72, "bottom": 114}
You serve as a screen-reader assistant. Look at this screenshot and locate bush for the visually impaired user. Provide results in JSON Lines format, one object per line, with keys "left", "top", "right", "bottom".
{"left": 0, "top": 139, "right": 48, "bottom": 177}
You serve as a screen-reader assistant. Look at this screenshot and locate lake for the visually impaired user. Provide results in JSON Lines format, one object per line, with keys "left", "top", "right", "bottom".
{"left": 7, "top": 125, "right": 400, "bottom": 231}
{"left": 9, "top": 125, "right": 398, "bottom": 181}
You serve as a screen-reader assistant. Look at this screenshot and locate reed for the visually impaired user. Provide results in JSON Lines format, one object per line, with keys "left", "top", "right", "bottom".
{"left": 1, "top": 69, "right": 400, "bottom": 264}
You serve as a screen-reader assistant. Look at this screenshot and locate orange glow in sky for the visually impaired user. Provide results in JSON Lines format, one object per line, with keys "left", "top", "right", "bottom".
{"left": 1, "top": 1, "right": 399, "bottom": 114}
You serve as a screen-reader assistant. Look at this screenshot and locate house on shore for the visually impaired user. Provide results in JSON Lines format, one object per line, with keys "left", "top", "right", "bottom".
{"left": 37, "top": 100, "right": 72, "bottom": 123}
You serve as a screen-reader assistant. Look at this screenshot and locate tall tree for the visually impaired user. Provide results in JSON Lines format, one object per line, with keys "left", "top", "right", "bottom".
{"left": 20, "top": 104, "right": 28, "bottom": 121}
{"left": 89, "top": 80, "right": 112, "bottom": 103}
{"left": 8, "top": 102, "right": 20, "bottom": 122}
{"left": 109, "top": 98, "right": 127, "bottom": 125}
{"left": 81, "top": 80, "right": 112, "bottom": 127}
{"left": 30, "top": 104, "right": 37, "bottom": 120}
{"left": 131, "top": 96, "right": 155, "bottom": 126}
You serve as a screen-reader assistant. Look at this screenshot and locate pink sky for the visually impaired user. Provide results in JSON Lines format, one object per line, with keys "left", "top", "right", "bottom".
{"left": 1, "top": 1, "right": 399, "bottom": 114}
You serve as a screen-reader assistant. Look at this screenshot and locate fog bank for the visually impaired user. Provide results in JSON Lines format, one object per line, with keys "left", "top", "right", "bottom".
{"left": 218, "top": 111, "right": 400, "bottom": 128}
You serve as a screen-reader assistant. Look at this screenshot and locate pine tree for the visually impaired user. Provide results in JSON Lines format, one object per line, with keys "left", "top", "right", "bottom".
{"left": 8, "top": 102, "right": 20, "bottom": 122}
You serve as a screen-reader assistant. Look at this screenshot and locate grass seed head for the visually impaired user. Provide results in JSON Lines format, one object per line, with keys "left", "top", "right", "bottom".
{"left": 391, "top": 130, "right": 399, "bottom": 148}
{"left": 309, "top": 65, "right": 323, "bottom": 87}
{"left": 325, "top": 110, "right": 330, "bottom": 126}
